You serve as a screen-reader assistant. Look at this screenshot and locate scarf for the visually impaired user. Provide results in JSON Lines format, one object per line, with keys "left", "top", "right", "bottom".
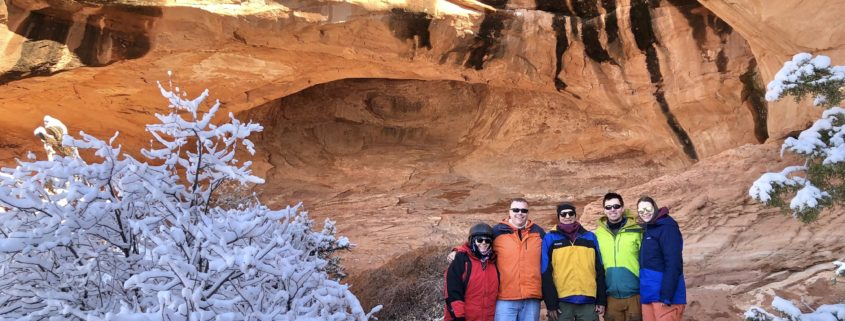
{"left": 557, "top": 222, "right": 582, "bottom": 242}
{"left": 470, "top": 240, "right": 493, "bottom": 262}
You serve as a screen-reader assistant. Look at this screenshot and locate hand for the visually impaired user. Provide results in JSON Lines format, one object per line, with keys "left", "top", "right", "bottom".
{"left": 547, "top": 309, "right": 559, "bottom": 321}
{"left": 446, "top": 251, "right": 456, "bottom": 263}
{"left": 595, "top": 305, "right": 605, "bottom": 315}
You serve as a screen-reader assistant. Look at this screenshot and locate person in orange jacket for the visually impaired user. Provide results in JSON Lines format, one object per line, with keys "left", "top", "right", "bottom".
{"left": 491, "top": 198, "right": 545, "bottom": 321}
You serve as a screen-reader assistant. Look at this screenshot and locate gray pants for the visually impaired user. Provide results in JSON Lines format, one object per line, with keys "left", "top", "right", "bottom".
{"left": 556, "top": 302, "right": 598, "bottom": 321}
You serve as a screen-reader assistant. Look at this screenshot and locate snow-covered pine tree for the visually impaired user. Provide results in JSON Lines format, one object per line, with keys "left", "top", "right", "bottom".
{"left": 749, "top": 53, "right": 845, "bottom": 222}
{"left": 0, "top": 76, "right": 379, "bottom": 320}
{"left": 746, "top": 53, "right": 845, "bottom": 321}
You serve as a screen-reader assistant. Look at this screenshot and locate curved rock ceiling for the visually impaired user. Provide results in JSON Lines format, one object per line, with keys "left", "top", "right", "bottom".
{"left": 2, "top": 0, "right": 845, "bottom": 319}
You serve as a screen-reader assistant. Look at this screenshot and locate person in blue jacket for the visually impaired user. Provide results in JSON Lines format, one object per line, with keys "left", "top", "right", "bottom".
{"left": 636, "top": 196, "right": 686, "bottom": 321}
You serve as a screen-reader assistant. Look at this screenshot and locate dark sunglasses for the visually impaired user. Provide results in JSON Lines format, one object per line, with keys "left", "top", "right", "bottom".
{"left": 474, "top": 237, "right": 492, "bottom": 244}
{"left": 558, "top": 210, "right": 576, "bottom": 217}
{"left": 604, "top": 204, "right": 623, "bottom": 210}
{"left": 510, "top": 208, "right": 529, "bottom": 214}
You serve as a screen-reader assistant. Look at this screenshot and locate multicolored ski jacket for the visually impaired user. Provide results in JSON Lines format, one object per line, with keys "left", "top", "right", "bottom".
{"left": 540, "top": 225, "right": 607, "bottom": 310}
{"left": 595, "top": 212, "right": 642, "bottom": 299}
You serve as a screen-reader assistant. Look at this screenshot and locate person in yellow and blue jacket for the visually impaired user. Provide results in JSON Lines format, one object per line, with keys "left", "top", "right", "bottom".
{"left": 595, "top": 193, "right": 642, "bottom": 321}
{"left": 541, "top": 202, "right": 607, "bottom": 321}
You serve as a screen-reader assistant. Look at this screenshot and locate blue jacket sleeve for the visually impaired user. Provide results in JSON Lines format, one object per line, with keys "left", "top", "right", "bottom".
{"left": 658, "top": 221, "right": 684, "bottom": 303}
{"left": 591, "top": 234, "right": 607, "bottom": 306}
{"left": 541, "top": 234, "right": 558, "bottom": 311}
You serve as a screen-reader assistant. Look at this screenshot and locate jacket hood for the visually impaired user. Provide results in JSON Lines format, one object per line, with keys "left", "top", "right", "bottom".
{"left": 644, "top": 207, "right": 673, "bottom": 226}
{"left": 499, "top": 218, "right": 535, "bottom": 230}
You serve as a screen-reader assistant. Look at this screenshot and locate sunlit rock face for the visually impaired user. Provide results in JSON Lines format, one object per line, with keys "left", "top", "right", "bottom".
{"left": 0, "top": 0, "right": 763, "bottom": 186}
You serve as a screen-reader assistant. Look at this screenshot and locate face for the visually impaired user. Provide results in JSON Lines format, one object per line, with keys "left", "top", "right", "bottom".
{"left": 604, "top": 198, "right": 624, "bottom": 223}
{"left": 558, "top": 209, "right": 577, "bottom": 225}
{"left": 508, "top": 201, "right": 529, "bottom": 228}
{"left": 637, "top": 201, "right": 655, "bottom": 223}
{"left": 474, "top": 236, "right": 492, "bottom": 253}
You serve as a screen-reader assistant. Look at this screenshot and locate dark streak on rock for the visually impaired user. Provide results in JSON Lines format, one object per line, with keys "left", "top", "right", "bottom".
{"left": 552, "top": 15, "right": 569, "bottom": 91}
{"left": 1, "top": 2, "right": 159, "bottom": 83}
{"left": 465, "top": 10, "right": 510, "bottom": 70}
{"left": 716, "top": 49, "right": 728, "bottom": 73}
{"left": 570, "top": 15, "right": 579, "bottom": 38}
{"left": 535, "top": 0, "right": 573, "bottom": 15}
{"left": 713, "top": 17, "right": 733, "bottom": 37}
{"left": 388, "top": 8, "right": 432, "bottom": 50}
{"left": 740, "top": 59, "right": 769, "bottom": 143}
{"left": 665, "top": 0, "right": 707, "bottom": 47}
{"left": 602, "top": 0, "right": 618, "bottom": 44}
{"left": 16, "top": 9, "right": 72, "bottom": 43}
{"left": 571, "top": 0, "right": 613, "bottom": 63}
{"left": 631, "top": 0, "right": 699, "bottom": 161}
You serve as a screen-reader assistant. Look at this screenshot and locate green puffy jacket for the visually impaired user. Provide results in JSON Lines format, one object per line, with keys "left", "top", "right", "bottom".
{"left": 595, "top": 210, "right": 642, "bottom": 299}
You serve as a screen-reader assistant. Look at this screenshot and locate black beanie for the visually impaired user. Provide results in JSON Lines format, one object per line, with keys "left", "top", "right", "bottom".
{"left": 557, "top": 202, "right": 576, "bottom": 215}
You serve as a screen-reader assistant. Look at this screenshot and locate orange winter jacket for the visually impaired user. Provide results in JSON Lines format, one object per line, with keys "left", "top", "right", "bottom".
{"left": 492, "top": 219, "right": 545, "bottom": 300}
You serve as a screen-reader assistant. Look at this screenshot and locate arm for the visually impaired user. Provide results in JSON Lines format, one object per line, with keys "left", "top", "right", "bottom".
{"left": 541, "top": 235, "right": 558, "bottom": 312}
{"left": 445, "top": 253, "right": 469, "bottom": 319}
{"left": 593, "top": 236, "right": 607, "bottom": 306}
{"left": 658, "top": 223, "right": 684, "bottom": 304}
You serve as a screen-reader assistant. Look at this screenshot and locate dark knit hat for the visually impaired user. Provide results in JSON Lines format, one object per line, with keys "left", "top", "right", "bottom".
{"left": 557, "top": 202, "right": 577, "bottom": 215}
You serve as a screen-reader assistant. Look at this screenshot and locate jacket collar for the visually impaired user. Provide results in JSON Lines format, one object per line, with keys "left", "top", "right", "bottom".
{"left": 501, "top": 218, "right": 534, "bottom": 230}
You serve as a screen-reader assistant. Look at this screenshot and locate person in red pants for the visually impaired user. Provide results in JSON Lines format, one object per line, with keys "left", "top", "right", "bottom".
{"left": 444, "top": 223, "right": 499, "bottom": 321}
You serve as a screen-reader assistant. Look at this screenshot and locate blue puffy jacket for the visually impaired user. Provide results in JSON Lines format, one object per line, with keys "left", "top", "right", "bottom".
{"left": 639, "top": 208, "right": 686, "bottom": 305}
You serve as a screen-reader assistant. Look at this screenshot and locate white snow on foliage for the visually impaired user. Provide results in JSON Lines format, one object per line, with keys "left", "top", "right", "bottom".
{"left": 749, "top": 166, "right": 805, "bottom": 203}
{"left": 835, "top": 261, "right": 845, "bottom": 277}
{"left": 790, "top": 183, "right": 830, "bottom": 214}
{"left": 0, "top": 79, "right": 380, "bottom": 320}
{"left": 746, "top": 296, "right": 845, "bottom": 321}
{"left": 747, "top": 52, "right": 845, "bottom": 321}
{"left": 751, "top": 53, "right": 845, "bottom": 216}
{"left": 766, "top": 53, "right": 845, "bottom": 102}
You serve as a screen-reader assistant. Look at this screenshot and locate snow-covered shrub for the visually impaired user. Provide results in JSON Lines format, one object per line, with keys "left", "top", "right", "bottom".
{"left": 0, "top": 77, "right": 379, "bottom": 320}
{"left": 745, "top": 296, "right": 845, "bottom": 321}
{"left": 749, "top": 53, "right": 845, "bottom": 222}
{"left": 746, "top": 53, "right": 845, "bottom": 321}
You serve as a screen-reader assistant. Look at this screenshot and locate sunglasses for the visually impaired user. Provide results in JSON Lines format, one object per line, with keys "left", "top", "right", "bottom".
{"left": 474, "top": 237, "right": 492, "bottom": 244}
{"left": 637, "top": 207, "right": 654, "bottom": 214}
{"left": 604, "top": 204, "right": 622, "bottom": 210}
{"left": 558, "top": 210, "right": 576, "bottom": 217}
{"left": 511, "top": 208, "right": 529, "bottom": 214}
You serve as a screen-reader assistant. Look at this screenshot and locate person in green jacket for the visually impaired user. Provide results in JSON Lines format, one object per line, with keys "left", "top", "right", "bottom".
{"left": 594, "top": 193, "right": 643, "bottom": 321}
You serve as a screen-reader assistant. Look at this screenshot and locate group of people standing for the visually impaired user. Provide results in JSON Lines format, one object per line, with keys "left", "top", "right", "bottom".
{"left": 443, "top": 193, "right": 686, "bottom": 321}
